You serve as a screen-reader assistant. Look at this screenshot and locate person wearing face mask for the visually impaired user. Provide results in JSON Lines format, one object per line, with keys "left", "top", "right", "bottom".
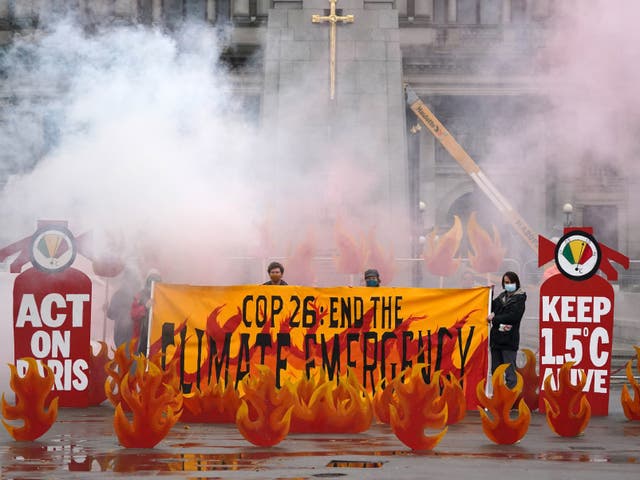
{"left": 364, "top": 269, "right": 381, "bottom": 287}
{"left": 486, "top": 271, "right": 526, "bottom": 389}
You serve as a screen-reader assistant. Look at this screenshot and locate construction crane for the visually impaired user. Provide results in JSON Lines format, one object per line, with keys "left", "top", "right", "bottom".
{"left": 405, "top": 85, "right": 538, "bottom": 254}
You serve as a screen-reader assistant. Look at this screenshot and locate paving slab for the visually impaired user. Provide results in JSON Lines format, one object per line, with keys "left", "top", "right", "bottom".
{"left": 1, "top": 387, "right": 639, "bottom": 479}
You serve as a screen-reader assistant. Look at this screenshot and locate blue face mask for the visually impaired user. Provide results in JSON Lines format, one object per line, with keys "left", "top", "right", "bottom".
{"left": 365, "top": 279, "right": 379, "bottom": 287}
{"left": 504, "top": 283, "right": 516, "bottom": 293}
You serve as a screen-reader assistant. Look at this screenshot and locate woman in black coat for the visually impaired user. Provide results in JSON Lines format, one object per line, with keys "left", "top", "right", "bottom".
{"left": 487, "top": 271, "right": 527, "bottom": 389}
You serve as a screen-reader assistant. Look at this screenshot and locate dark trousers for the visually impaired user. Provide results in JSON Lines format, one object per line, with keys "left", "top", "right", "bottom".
{"left": 491, "top": 349, "right": 518, "bottom": 389}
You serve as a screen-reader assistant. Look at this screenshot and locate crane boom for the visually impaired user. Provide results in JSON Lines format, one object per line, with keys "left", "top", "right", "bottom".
{"left": 405, "top": 85, "right": 538, "bottom": 254}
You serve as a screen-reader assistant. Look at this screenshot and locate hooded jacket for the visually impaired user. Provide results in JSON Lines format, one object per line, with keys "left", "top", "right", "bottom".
{"left": 490, "top": 288, "right": 527, "bottom": 350}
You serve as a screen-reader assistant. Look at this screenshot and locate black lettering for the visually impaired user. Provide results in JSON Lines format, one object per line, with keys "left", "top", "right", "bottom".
{"left": 302, "top": 296, "right": 316, "bottom": 328}
{"left": 304, "top": 334, "right": 317, "bottom": 378}
{"left": 160, "top": 322, "right": 175, "bottom": 370}
{"left": 208, "top": 333, "right": 231, "bottom": 385}
{"left": 276, "top": 333, "right": 290, "bottom": 388}
{"left": 394, "top": 296, "right": 403, "bottom": 328}
{"left": 289, "top": 296, "right": 301, "bottom": 327}
{"left": 241, "top": 295, "right": 253, "bottom": 327}
{"left": 435, "top": 327, "right": 453, "bottom": 372}
{"left": 340, "top": 297, "right": 351, "bottom": 328}
{"left": 370, "top": 297, "right": 380, "bottom": 328}
{"left": 321, "top": 334, "right": 341, "bottom": 380}
{"left": 195, "top": 328, "right": 205, "bottom": 389}
{"left": 419, "top": 330, "right": 432, "bottom": 383}
{"left": 255, "top": 333, "right": 272, "bottom": 364}
{"left": 346, "top": 333, "right": 359, "bottom": 369}
{"left": 329, "top": 297, "right": 339, "bottom": 328}
{"left": 353, "top": 297, "right": 364, "bottom": 328}
{"left": 401, "top": 330, "right": 414, "bottom": 371}
{"left": 179, "top": 327, "right": 192, "bottom": 394}
{"left": 457, "top": 326, "right": 475, "bottom": 386}
{"left": 235, "top": 333, "right": 251, "bottom": 388}
{"left": 381, "top": 297, "right": 392, "bottom": 329}
{"left": 362, "top": 332, "right": 378, "bottom": 390}
{"left": 255, "top": 295, "right": 268, "bottom": 328}
{"left": 271, "top": 296, "right": 283, "bottom": 327}
{"left": 380, "top": 332, "right": 396, "bottom": 382}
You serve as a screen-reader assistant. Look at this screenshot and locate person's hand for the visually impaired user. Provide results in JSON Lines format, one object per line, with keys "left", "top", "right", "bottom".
{"left": 487, "top": 312, "right": 494, "bottom": 323}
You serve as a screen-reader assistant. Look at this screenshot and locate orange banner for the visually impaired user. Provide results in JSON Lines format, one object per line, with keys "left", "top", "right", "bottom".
{"left": 149, "top": 285, "right": 491, "bottom": 407}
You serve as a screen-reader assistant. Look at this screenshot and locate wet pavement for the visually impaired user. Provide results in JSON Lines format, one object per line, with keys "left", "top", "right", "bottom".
{"left": 1, "top": 389, "right": 639, "bottom": 479}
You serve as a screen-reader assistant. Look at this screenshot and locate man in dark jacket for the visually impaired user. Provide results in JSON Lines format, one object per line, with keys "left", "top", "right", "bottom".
{"left": 487, "top": 271, "right": 526, "bottom": 389}
{"left": 107, "top": 269, "right": 139, "bottom": 349}
{"left": 263, "top": 261, "right": 288, "bottom": 285}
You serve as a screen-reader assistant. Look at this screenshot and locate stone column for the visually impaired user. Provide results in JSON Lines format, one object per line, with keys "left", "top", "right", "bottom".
{"left": 502, "top": 0, "right": 511, "bottom": 23}
{"left": 263, "top": 0, "right": 410, "bottom": 263}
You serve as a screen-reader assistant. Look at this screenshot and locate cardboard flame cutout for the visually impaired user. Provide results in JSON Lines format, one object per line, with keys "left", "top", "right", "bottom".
{"left": 334, "top": 221, "right": 366, "bottom": 275}
{"left": 621, "top": 346, "right": 640, "bottom": 421}
{"left": 423, "top": 216, "right": 463, "bottom": 277}
{"left": 236, "top": 365, "right": 294, "bottom": 446}
{"left": 543, "top": 362, "right": 591, "bottom": 436}
{"left": 1, "top": 358, "right": 59, "bottom": 441}
{"left": 389, "top": 368, "right": 448, "bottom": 451}
{"left": 88, "top": 341, "right": 110, "bottom": 406}
{"left": 286, "top": 232, "right": 317, "bottom": 286}
{"left": 105, "top": 342, "right": 136, "bottom": 411}
{"left": 373, "top": 378, "right": 396, "bottom": 424}
{"left": 438, "top": 374, "right": 466, "bottom": 425}
{"left": 516, "top": 348, "right": 539, "bottom": 411}
{"left": 181, "top": 380, "right": 240, "bottom": 423}
{"left": 289, "top": 370, "right": 371, "bottom": 433}
{"left": 148, "top": 351, "right": 183, "bottom": 414}
{"left": 365, "top": 229, "right": 396, "bottom": 284}
{"left": 477, "top": 364, "right": 530, "bottom": 445}
{"left": 113, "top": 357, "right": 183, "bottom": 448}
{"left": 466, "top": 212, "right": 505, "bottom": 274}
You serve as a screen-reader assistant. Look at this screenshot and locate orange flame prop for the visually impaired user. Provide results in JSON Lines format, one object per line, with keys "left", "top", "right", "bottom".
{"left": 181, "top": 380, "right": 241, "bottom": 423}
{"left": 477, "top": 364, "right": 530, "bottom": 444}
{"left": 467, "top": 212, "right": 506, "bottom": 273}
{"left": 621, "top": 346, "right": 640, "bottom": 421}
{"left": 1, "top": 358, "right": 59, "bottom": 441}
{"left": 289, "top": 373, "right": 326, "bottom": 432}
{"left": 543, "top": 362, "right": 591, "bottom": 436}
{"left": 365, "top": 229, "right": 395, "bottom": 284}
{"left": 290, "top": 370, "right": 372, "bottom": 433}
{"left": 88, "top": 341, "right": 110, "bottom": 406}
{"left": 423, "top": 215, "right": 463, "bottom": 277}
{"left": 236, "top": 365, "right": 294, "bottom": 446}
{"left": 389, "top": 368, "right": 448, "bottom": 451}
{"left": 286, "top": 231, "right": 317, "bottom": 285}
{"left": 334, "top": 221, "right": 366, "bottom": 275}
{"left": 516, "top": 348, "right": 539, "bottom": 411}
{"left": 113, "top": 356, "right": 183, "bottom": 448}
{"left": 373, "top": 379, "right": 396, "bottom": 424}
{"left": 105, "top": 342, "right": 136, "bottom": 410}
{"left": 438, "top": 374, "right": 466, "bottom": 425}
{"left": 148, "top": 350, "right": 182, "bottom": 414}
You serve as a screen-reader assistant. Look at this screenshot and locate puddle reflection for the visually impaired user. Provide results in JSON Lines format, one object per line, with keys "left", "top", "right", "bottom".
{"left": 3, "top": 443, "right": 638, "bottom": 475}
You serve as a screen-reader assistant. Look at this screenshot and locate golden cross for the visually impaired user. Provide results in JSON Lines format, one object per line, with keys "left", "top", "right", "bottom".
{"left": 312, "top": 0, "right": 354, "bottom": 100}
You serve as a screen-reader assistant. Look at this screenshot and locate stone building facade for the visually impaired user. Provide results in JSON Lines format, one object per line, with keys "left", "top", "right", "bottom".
{"left": 1, "top": 0, "right": 637, "bottom": 287}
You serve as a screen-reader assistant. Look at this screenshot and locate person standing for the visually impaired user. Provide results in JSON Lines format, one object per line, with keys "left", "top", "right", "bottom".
{"left": 107, "top": 269, "right": 139, "bottom": 349}
{"left": 487, "top": 271, "right": 526, "bottom": 389}
{"left": 130, "top": 269, "right": 162, "bottom": 355}
{"left": 364, "top": 268, "right": 381, "bottom": 287}
{"left": 263, "top": 261, "right": 288, "bottom": 285}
